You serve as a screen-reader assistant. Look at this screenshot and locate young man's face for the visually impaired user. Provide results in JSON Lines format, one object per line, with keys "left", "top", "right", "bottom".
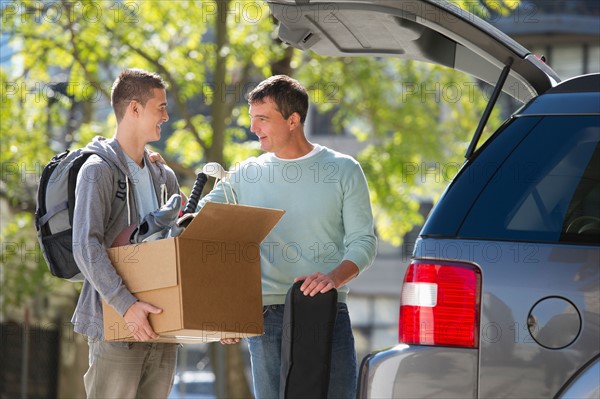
{"left": 249, "top": 98, "right": 295, "bottom": 157}
{"left": 138, "top": 88, "right": 168, "bottom": 142}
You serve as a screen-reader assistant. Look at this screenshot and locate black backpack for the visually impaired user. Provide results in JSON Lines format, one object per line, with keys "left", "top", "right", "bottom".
{"left": 34, "top": 149, "right": 110, "bottom": 281}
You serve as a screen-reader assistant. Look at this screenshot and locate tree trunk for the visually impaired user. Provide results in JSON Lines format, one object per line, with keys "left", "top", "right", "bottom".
{"left": 271, "top": 45, "right": 295, "bottom": 77}
{"left": 207, "top": 2, "right": 253, "bottom": 398}
{"left": 210, "top": 342, "right": 253, "bottom": 398}
{"left": 207, "top": 0, "right": 229, "bottom": 168}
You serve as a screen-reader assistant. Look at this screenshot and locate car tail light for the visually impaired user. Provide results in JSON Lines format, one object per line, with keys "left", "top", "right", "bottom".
{"left": 399, "top": 260, "right": 481, "bottom": 348}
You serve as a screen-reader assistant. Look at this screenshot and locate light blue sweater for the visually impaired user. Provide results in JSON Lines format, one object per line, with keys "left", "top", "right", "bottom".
{"left": 198, "top": 146, "right": 377, "bottom": 305}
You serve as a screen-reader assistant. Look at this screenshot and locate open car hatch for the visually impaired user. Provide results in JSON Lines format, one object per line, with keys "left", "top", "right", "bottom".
{"left": 266, "top": 0, "right": 561, "bottom": 103}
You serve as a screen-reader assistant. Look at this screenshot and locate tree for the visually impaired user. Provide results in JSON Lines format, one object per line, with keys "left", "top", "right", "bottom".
{"left": 2, "top": 0, "right": 508, "bottom": 396}
{"left": 2, "top": 1, "right": 283, "bottom": 397}
{"left": 300, "top": 56, "right": 504, "bottom": 243}
{"left": 288, "top": 0, "right": 514, "bottom": 243}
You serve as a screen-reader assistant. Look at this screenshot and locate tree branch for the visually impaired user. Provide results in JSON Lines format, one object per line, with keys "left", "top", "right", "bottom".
{"left": 104, "top": 26, "right": 208, "bottom": 154}
{"left": 62, "top": 1, "right": 110, "bottom": 100}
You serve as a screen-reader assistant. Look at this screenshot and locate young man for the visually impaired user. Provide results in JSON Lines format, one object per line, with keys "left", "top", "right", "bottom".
{"left": 71, "top": 68, "right": 180, "bottom": 398}
{"left": 200, "top": 75, "right": 377, "bottom": 398}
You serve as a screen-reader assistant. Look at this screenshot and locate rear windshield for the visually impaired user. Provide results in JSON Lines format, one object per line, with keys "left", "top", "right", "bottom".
{"left": 459, "top": 115, "right": 600, "bottom": 244}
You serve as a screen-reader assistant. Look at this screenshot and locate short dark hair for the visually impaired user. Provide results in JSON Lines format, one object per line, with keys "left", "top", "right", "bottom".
{"left": 247, "top": 75, "right": 309, "bottom": 124}
{"left": 111, "top": 69, "right": 167, "bottom": 122}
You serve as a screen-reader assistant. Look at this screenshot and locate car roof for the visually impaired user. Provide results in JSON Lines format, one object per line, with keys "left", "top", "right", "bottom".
{"left": 517, "top": 73, "right": 600, "bottom": 116}
{"left": 266, "top": 0, "right": 561, "bottom": 103}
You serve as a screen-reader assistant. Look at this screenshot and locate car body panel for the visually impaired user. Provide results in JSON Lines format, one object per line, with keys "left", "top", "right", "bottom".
{"left": 558, "top": 358, "right": 600, "bottom": 399}
{"left": 517, "top": 90, "right": 600, "bottom": 115}
{"left": 413, "top": 238, "right": 600, "bottom": 397}
{"left": 266, "top": 0, "right": 560, "bottom": 102}
{"left": 358, "top": 344, "right": 478, "bottom": 398}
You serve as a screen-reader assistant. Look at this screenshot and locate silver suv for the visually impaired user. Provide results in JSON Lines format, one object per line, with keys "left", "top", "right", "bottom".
{"left": 266, "top": 0, "right": 600, "bottom": 397}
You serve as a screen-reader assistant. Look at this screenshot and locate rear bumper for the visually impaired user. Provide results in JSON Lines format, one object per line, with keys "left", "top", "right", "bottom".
{"left": 357, "top": 344, "right": 478, "bottom": 398}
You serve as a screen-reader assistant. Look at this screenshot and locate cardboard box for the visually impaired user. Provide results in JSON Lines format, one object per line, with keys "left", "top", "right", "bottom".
{"left": 102, "top": 202, "right": 284, "bottom": 343}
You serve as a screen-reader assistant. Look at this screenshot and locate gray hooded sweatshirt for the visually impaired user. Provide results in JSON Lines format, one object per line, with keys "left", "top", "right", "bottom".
{"left": 71, "top": 136, "right": 179, "bottom": 340}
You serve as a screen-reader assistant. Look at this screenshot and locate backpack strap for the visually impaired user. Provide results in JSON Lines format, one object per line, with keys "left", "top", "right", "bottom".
{"left": 37, "top": 202, "right": 69, "bottom": 227}
{"left": 67, "top": 152, "right": 125, "bottom": 225}
{"left": 67, "top": 153, "right": 95, "bottom": 225}
{"left": 36, "top": 150, "right": 70, "bottom": 236}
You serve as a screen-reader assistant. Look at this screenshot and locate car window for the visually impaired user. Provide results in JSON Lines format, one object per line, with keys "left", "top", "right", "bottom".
{"left": 459, "top": 115, "right": 600, "bottom": 244}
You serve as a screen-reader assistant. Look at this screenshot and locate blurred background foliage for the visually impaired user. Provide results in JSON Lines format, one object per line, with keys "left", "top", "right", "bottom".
{"left": 0, "top": 0, "right": 505, "bottom": 316}
{"left": 1, "top": 0, "right": 507, "bottom": 396}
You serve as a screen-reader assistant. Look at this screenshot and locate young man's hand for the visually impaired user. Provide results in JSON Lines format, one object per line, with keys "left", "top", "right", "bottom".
{"left": 123, "top": 301, "right": 162, "bottom": 341}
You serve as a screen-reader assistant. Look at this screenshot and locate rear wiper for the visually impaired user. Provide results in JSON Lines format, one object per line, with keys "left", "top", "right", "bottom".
{"left": 465, "top": 59, "right": 513, "bottom": 159}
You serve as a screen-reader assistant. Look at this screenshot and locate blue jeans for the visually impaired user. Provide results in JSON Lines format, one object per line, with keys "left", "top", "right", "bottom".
{"left": 247, "top": 303, "right": 357, "bottom": 399}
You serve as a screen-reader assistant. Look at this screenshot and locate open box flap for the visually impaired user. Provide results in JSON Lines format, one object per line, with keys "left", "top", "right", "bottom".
{"left": 180, "top": 202, "right": 285, "bottom": 243}
{"left": 107, "top": 238, "right": 178, "bottom": 293}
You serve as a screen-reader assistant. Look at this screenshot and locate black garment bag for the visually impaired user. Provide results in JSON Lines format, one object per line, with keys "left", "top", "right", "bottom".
{"left": 280, "top": 281, "right": 338, "bottom": 399}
